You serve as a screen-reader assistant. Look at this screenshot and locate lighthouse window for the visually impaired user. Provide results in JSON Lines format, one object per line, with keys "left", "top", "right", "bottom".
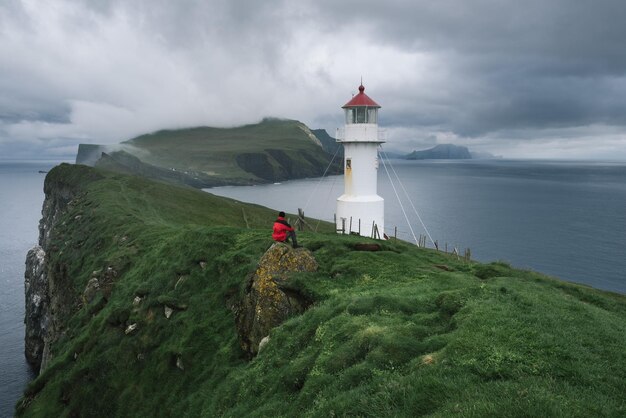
{"left": 367, "top": 108, "right": 377, "bottom": 124}
{"left": 345, "top": 108, "right": 354, "bottom": 124}
{"left": 356, "top": 107, "right": 366, "bottom": 123}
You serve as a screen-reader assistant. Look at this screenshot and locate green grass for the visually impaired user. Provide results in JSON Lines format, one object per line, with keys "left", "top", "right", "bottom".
{"left": 17, "top": 164, "right": 626, "bottom": 417}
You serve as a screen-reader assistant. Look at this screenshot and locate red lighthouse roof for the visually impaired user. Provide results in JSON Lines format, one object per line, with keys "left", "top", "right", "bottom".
{"left": 342, "top": 84, "right": 381, "bottom": 108}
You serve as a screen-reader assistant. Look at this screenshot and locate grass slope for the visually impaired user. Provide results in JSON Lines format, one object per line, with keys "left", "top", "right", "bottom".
{"left": 18, "top": 164, "right": 626, "bottom": 417}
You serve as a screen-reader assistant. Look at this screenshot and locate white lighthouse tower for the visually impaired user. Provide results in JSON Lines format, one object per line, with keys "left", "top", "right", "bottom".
{"left": 336, "top": 83, "right": 384, "bottom": 238}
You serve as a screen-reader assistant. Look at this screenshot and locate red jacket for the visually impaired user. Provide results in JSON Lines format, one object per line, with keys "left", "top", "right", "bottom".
{"left": 272, "top": 217, "right": 294, "bottom": 241}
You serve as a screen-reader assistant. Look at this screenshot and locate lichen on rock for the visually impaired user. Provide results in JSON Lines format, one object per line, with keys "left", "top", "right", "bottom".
{"left": 235, "top": 242, "right": 317, "bottom": 357}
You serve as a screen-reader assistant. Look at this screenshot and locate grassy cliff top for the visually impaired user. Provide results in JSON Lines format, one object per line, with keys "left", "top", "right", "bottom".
{"left": 18, "top": 164, "right": 626, "bottom": 417}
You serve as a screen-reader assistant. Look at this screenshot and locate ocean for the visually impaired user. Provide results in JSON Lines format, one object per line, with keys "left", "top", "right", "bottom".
{"left": 208, "top": 159, "right": 626, "bottom": 294}
{"left": 0, "top": 159, "right": 624, "bottom": 415}
{"left": 0, "top": 161, "right": 62, "bottom": 417}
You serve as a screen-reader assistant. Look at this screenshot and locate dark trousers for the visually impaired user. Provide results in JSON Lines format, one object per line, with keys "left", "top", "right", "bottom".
{"left": 284, "top": 230, "right": 298, "bottom": 247}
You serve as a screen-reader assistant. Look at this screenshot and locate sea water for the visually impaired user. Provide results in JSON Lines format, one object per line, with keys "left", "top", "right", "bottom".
{"left": 0, "top": 161, "right": 62, "bottom": 417}
{"left": 208, "top": 160, "right": 626, "bottom": 294}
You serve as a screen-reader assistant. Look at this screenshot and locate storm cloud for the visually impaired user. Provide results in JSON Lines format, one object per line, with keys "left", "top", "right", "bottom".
{"left": 1, "top": 0, "right": 625, "bottom": 159}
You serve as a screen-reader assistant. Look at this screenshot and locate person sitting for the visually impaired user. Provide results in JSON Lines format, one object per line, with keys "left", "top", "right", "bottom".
{"left": 272, "top": 211, "right": 300, "bottom": 248}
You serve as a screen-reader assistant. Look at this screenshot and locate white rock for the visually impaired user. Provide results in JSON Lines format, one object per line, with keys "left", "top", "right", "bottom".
{"left": 125, "top": 323, "right": 138, "bottom": 335}
{"left": 133, "top": 296, "right": 142, "bottom": 306}
{"left": 258, "top": 336, "right": 270, "bottom": 352}
{"left": 176, "top": 356, "right": 184, "bottom": 370}
{"left": 164, "top": 306, "right": 174, "bottom": 319}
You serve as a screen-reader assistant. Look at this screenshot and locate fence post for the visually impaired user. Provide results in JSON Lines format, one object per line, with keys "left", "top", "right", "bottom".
{"left": 373, "top": 224, "right": 380, "bottom": 240}
{"left": 297, "top": 208, "right": 305, "bottom": 231}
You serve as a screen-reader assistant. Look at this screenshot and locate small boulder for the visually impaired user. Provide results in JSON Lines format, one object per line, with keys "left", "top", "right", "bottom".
{"left": 82, "top": 277, "right": 100, "bottom": 305}
{"left": 164, "top": 306, "right": 174, "bottom": 319}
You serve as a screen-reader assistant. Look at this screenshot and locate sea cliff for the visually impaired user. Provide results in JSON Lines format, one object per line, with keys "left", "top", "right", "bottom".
{"left": 25, "top": 166, "right": 104, "bottom": 373}
{"left": 19, "top": 164, "right": 626, "bottom": 417}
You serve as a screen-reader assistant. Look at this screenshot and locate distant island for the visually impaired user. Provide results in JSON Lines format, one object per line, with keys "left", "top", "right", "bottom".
{"left": 404, "top": 144, "right": 500, "bottom": 160}
{"left": 75, "top": 119, "right": 341, "bottom": 188}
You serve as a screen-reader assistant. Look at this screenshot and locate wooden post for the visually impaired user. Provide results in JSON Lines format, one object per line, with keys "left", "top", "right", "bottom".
{"left": 371, "top": 221, "right": 375, "bottom": 239}
{"left": 341, "top": 218, "right": 346, "bottom": 235}
{"left": 358, "top": 219, "right": 361, "bottom": 235}
{"left": 394, "top": 226, "right": 397, "bottom": 240}
{"left": 297, "top": 208, "right": 304, "bottom": 231}
{"left": 349, "top": 216, "right": 352, "bottom": 234}
{"left": 434, "top": 240, "right": 439, "bottom": 251}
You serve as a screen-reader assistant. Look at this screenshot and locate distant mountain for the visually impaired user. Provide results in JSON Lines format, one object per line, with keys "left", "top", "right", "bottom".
{"left": 405, "top": 144, "right": 472, "bottom": 160}
{"left": 76, "top": 119, "right": 341, "bottom": 187}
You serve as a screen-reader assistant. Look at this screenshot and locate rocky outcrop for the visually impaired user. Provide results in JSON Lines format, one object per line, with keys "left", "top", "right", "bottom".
{"left": 24, "top": 246, "right": 48, "bottom": 369}
{"left": 234, "top": 243, "right": 317, "bottom": 357}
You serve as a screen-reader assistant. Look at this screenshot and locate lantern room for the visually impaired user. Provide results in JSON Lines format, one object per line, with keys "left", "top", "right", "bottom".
{"left": 342, "top": 84, "right": 381, "bottom": 125}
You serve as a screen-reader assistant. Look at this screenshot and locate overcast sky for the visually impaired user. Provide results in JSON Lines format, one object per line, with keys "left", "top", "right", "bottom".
{"left": 1, "top": 0, "right": 626, "bottom": 160}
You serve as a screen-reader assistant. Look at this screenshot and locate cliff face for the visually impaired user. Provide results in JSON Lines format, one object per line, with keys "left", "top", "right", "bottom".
{"left": 24, "top": 247, "right": 47, "bottom": 369}
{"left": 24, "top": 166, "right": 102, "bottom": 373}
{"left": 75, "top": 144, "right": 107, "bottom": 166}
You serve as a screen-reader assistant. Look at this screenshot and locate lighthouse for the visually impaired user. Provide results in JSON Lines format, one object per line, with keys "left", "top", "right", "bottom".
{"left": 336, "top": 83, "right": 384, "bottom": 238}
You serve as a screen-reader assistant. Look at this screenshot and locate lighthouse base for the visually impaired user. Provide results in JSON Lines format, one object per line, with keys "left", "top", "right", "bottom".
{"left": 336, "top": 195, "right": 384, "bottom": 238}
